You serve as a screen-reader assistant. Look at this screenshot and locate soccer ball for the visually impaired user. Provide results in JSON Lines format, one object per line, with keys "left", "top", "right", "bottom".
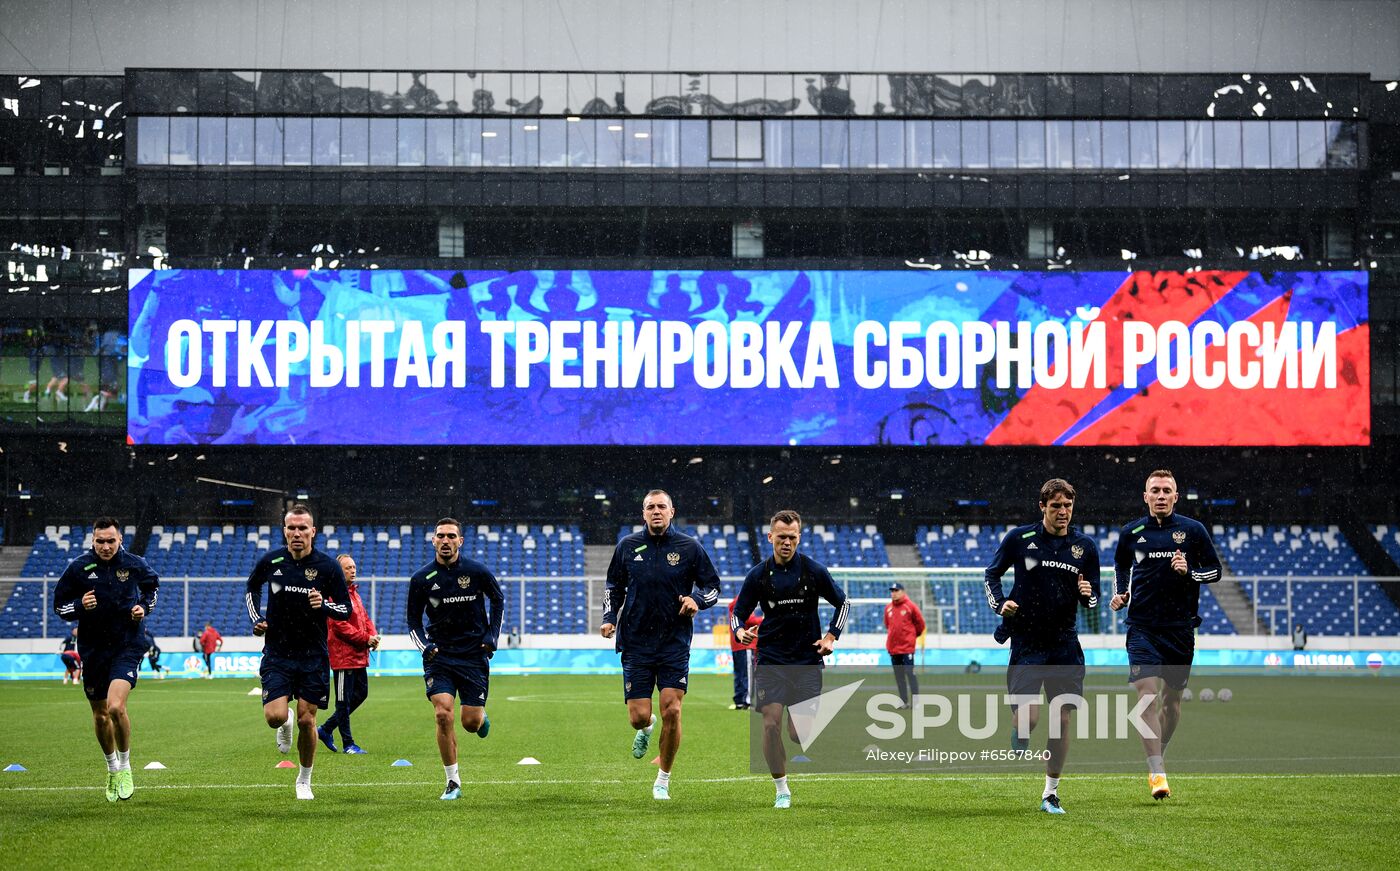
{"left": 1218, "top": 688, "right": 1232, "bottom": 702}
{"left": 1180, "top": 688, "right": 1193, "bottom": 702}
{"left": 1198, "top": 688, "right": 1215, "bottom": 702}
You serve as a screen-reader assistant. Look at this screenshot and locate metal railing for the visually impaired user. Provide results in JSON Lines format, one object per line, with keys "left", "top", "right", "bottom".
{"left": 4, "top": 571, "right": 1397, "bottom": 639}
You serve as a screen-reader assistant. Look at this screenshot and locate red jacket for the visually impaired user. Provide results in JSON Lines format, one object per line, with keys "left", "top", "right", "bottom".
{"left": 198, "top": 626, "right": 222, "bottom": 655}
{"left": 884, "top": 598, "right": 926, "bottom": 654}
{"left": 728, "top": 598, "right": 763, "bottom": 652}
{"left": 327, "top": 584, "right": 378, "bottom": 670}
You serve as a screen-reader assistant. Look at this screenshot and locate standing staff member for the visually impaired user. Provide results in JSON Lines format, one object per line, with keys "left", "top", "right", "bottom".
{"left": 884, "top": 583, "right": 925, "bottom": 709}
{"left": 318, "top": 553, "right": 381, "bottom": 755}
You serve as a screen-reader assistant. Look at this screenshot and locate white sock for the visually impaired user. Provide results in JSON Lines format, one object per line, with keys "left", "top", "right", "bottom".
{"left": 297, "top": 765, "right": 312, "bottom": 785}
{"left": 444, "top": 763, "right": 459, "bottom": 785}
{"left": 774, "top": 775, "right": 789, "bottom": 796}
{"left": 104, "top": 752, "right": 119, "bottom": 773}
{"left": 655, "top": 769, "right": 671, "bottom": 787}
{"left": 643, "top": 716, "right": 655, "bottom": 736}
{"left": 117, "top": 749, "right": 131, "bottom": 771}
{"left": 1043, "top": 775, "right": 1060, "bottom": 798}
{"left": 1147, "top": 755, "right": 1165, "bottom": 775}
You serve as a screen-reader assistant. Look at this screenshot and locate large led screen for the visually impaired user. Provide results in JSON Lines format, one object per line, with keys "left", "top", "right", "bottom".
{"left": 128, "top": 269, "right": 1369, "bottom": 446}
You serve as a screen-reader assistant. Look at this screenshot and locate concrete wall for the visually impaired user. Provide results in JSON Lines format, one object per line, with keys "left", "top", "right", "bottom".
{"left": 1, "top": 0, "right": 1398, "bottom": 77}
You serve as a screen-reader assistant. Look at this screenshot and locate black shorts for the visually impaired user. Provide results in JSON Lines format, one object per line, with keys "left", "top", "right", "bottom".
{"left": 260, "top": 652, "right": 330, "bottom": 709}
{"left": 754, "top": 662, "right": 824, "bottom": 709}
{"left": 425, "top": 651, "right": 490, "bottom": 706}
{"left": 1126, "top": 625, "right": 1196, "bottom": 690}
{"left": 1006, "top": 636, "right": 1086, "bottom": 703}
{"left": 80, "top": 639, "right": 147, "bottom": 701}
{"left": 621, "top": 650, "right": 690, "bottom": 701}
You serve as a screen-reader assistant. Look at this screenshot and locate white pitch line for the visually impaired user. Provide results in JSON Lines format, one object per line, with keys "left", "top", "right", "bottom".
{"left": 2, "top": 771, "right": 1397, "bottom": 793}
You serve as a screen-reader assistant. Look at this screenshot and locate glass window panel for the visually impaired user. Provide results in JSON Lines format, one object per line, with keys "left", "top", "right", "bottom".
{"left": 794, "top": 74, "right": 822, "bottom": 115}
{"left": 513, "top": 118, "right": 540, "bottom": 166}
{"left": 1325, "top": 121, "right": 1358, "bottom": 168}
{"left": 451, "top": 73, "right": 478, "bottom": 113}
{"left": 1073, "top": 120, "right": 1100, "bottom": 168}
{"left": 228, "top": 71, "right": 257, "bottom": 112}
{"left": 1184, "top": 121, "right": 1213, "bottom": 169}
{"left": 400, "top": 72, "right": 438, "bottom": 112}
{"left": 793, "top": 120, "right": 820, "bottom": 167}
{"left": 876, "top": 120, "right": 904, "bottom": 168}
{"left": 338, "top": 72, "right": 369, "bottom": 114}
{"left": 426, "top": 119, "right": 453, "bottom": 166}
{"left": 1102, "top": 121, "right": 1129, "bottom": 168}
{"left": 340, "top": 117, "right": 368, "bottom": 165}
{"left": 508, "top": 72, "right": 538, "bottom": 114}
{"left": 962, "top": 120, "right": 989, "bottom": 168}
{"left": 850, "top": 120, "right": 877, "bottom": 168}
{"left": 763, "top": 119, "right": 791, "bottom": 168}
{"left": 1242, "top": 121, "right": 1270, "bottom": 168}
{"left": 228, "top": 117, "right": 254, "bottom": 165}
{"left": 736, "top": 121, "right": 762, "bottom": 160}
{"left": 989, "top": 121, "right": 1017, "bottom": 167}
{"left": 820, "top": 119, "right": 848, "bottom": 167}
{"left": 618, "top": 73, "right": 650, "bottom": 116}
{"left": 254, "top": 71, "right": 287, "bottom": 113}
{"left": 197, "top": 71, "right": 227, "bottom": 113}
{"left": 933, "top": 120, "right": 959, "bottom": 167}
{"left": 650, "top": 74, "right": 683, "bottom": 115}
{"left": 710, "top": 120, "right": 737, "bottom": 159}
{"left": 169, "top": 116, "right": 197, "bottom": 165}
{"left": 1214, "top": 121, "right": 1242, "bottom": 168}
{"left": 1298, "top": 120, "right": 1326, "bottom": 169}
{"left": 707, "top": 73, "right": 736, "bottom": 110}
{"left": 679, "top": 119, "right": 708, "bottom": 166}
{"left": 651, "top": 119, "right": 680, "bottom": 167}
{"left": 764, "top": 74, "right": 795, "bottom": 113}
{"left": 848, "top": 75, "right": 878, "bottom": 115}
{"left": 538, "top": 118, "right": 567, "bottom": 167}
{"left": 596, "top": 120, "right": 623, "bottom": 167}
{"left": 567, "top": 73, "right": 597, "bottom": 115}
{"left": 408, "top": 73, "right": 448, "bottom": 113}
{"left": 254, "top": 117, "right": 283, "bottom": 165}
{"left": 284, "top": 117, "right": 311, "bottom": 165}
{"left": 482, "top": 118, "right": 510, "bottom": 166}
{"left": 197, "top": 117, "right": 225, "bottom": 165}
{"left": 623, "top": 118, "right": 651, "bottom": 166}
{"left": 1269, "top": 120, "right": 1298, "bottom": 168}
{"left": 311, "top": 117, "right": 339, "bottom": 166}
{"left": 566, "top": 117, "right": 595, "bottom": 167}
{"left": 908, "top": 120, "right": 934, "bottom": 168}
{"left": 398, "top": 117, "right": 426, "bottom": 166}
{"left": 1158, "top": 120, "right": 1186, "bottom": 169}
{"left": 421, "top": 73, "right": 454, "bottom": 112}
{"left": 369, "top": 118, "right": 397, "bottom": 166}
{"left": 136, "top": 117, "right": 169, "bottom": 165}
{"left": 736, "top": 74, "right": 766, "bottom": 109}
{"left": 1129, "top": 121, "right": 1158, "bottom": 168}
{"left": 1017, "top": 120, "right": 1045, "bottom": 168}
{"left": 1046, "top": 120, "right": 1073, "bottom": 168}
{"left": 454, "top": 118, "right": 482, "bottom": 167}
{"left": 368, "top": 72, "right": 398, "bottom": 113}
{"left": 471, "top": 73, "right": 500, "bottom": 114}
{"left": 281, "top": 72, "right": 321, "bottom": 113}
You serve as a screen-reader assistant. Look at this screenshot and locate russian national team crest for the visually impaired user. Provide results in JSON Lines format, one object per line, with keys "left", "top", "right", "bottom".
{"left": 1171, "top": 530, "right": 1188, "bottom": 545}
{"left": 458, "top": 576, "right": 471, "bottom": 588}
{"left": 116, "top": 570, "right": 130, "bottom": 582}
{"left": 305, "top": 568, "right": 319, "bottom": 581}
{"left": 667, "top": 552, "right": 681, "bottom": 566}
{"left": 1070, "top": 544, "right": 1084, "bottom": 559}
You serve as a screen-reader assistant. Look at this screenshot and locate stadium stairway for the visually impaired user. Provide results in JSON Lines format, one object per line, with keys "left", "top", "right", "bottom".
{"left": 0, "top": 546, "right": 30, "bottom": 605}
{"left": 585, "top": 545, "right": 614, "bottom": 627}
{"left": 1340, "top": 511, "right": 1400, "bottom": 615}
{"left": 885, "top": 544, "right": 923, "bottom": 569}
{"left": 1211, "top": 577, "right": 1271, "bottom": 634}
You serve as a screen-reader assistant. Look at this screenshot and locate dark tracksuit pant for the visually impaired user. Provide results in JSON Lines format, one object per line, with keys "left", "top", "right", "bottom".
{"left": 323, "top": 668, "right": 369, "bottom": 744}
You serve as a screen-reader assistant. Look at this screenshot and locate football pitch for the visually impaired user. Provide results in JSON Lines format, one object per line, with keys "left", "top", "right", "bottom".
{"left": 1, "top": 673, "right": 1396, "bottom": 870}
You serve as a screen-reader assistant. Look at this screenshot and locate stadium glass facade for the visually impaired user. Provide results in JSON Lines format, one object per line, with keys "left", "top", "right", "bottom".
{"left": 0, "top": 68, "right": 1398, "bottom": 536}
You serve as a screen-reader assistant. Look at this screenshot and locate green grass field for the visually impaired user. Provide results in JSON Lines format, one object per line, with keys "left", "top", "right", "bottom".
{"left": 1, "top": 673, "right": 1397, "bottom": 870}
